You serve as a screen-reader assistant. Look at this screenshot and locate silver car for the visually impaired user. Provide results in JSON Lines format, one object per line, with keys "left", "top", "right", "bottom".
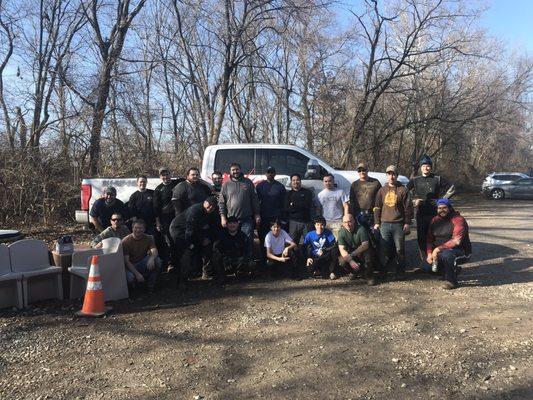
{"left": 482, "top": 173, "right": 533, "bottom": 199}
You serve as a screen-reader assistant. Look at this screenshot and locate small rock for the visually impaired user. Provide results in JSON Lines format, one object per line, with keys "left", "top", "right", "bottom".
{"left": 227, "top": 379, "right": 236, "bottom": 383}
{"left": 509, "top": 365, "right": 517, "bottom": 371}
{"left": 483, "top": 375, "right": 491, "bottom": 381}
{"left": 392, "top": 358, "right": 399, "bottom": 363}
{"left": 193, "top": 396, "right": 204, "bottom": 400}
{"left": 401, "top": 383, "right": 407, "bottom": 388}
{"left": 459, "top": 329, "right": 467, "bottom": 334}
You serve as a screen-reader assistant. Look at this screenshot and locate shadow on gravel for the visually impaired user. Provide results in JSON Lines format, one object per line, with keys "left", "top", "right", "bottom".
{"left": 458, "top": 241, "right": 531, "bottom": 287}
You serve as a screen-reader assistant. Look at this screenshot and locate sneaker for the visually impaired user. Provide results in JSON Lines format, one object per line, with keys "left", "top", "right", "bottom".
{"left": 442, "top": 281, "right": 458, "bottom": 290}
{"left": 329, "top": 273, "right": 338, "bottom": 280}
{"left": 312, "top": 270, "right": 322, "bottom": 279}
{"left": 413, "top": 267, "right": 429, "bottom": 275}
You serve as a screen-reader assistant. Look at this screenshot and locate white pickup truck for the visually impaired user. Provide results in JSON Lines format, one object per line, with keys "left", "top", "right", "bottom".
{"left": 75, "top": 143, "right": 408, "bottom": 224}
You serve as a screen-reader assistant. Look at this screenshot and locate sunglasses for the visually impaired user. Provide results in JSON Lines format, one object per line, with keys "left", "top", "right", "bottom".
{"left": 111, "top": 218, "right": 122, "bottom": 221}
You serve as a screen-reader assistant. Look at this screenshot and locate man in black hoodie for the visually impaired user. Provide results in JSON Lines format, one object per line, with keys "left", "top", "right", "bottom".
{"left": 170, "top": 196, "right": 218, "bottom": 285}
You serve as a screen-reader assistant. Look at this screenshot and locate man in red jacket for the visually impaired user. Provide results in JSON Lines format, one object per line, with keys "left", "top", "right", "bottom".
{"left": 426, "top": 198, "right": 472, "bottom": 290}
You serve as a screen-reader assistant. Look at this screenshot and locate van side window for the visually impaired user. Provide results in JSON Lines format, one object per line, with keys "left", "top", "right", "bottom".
{"left": 214, "top": 149, "right": 255, "bottom": 174}
{"left": 257, "top": 149, "right": 309, "bottom": 176}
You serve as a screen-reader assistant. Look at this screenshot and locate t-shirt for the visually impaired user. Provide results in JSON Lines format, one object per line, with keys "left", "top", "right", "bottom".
{"left": 216, "top": 229, "right": 249, "bottom": 258}
{"left": 304, "top": 229, "right": 336, "bottom": 257}
{"left": 337, "top": 226, "right": 370, "bottom": 253}
{"left": 122, "top": 233, "right": 156, "bottom": 264}
{"left": 349, "top": 177, "right": 381, "bottom": 215}
{"left": 264, "top": 229, "right": 293, "bottom": 255}
{"left": 317, "top": 188, "right": 348, "bottom": 222}
{"left": 256, "top": 180, "right": 286, "bottom": 218}
{"left": 89, "top": 198, "right": 128, "bottom": 229}
{"left": 128, "top": 189, "right": 155, "bottom": 225}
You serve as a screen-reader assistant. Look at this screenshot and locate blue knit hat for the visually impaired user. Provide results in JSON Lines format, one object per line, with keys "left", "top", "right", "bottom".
{"left": 436, "top": 198, "right": 452, "bottom": 207}
{"left": 419, "top": 155, "right": 433, "bottom": 166}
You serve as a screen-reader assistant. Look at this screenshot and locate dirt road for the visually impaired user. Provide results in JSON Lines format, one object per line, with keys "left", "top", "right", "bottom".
{"left": 1, "top": 197, "right": 532, "bottom": 399}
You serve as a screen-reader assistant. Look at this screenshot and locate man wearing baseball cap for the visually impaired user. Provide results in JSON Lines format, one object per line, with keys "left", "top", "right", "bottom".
{"left": 256, "top": 166, "right": 287, "bottom": 265}
{"left": 89, "top": 185, "right": 129, "bottom": 233}
{"left": 373, "top": 165, "right": 413, "bottom": 281}
{"left": 426, "top": 198, "right": 471, "bottom": 289}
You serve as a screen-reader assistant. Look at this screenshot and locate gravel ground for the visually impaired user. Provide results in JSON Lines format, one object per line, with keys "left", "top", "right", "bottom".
{"left": 1, "top": 197, "right": 532, "bottom": 400}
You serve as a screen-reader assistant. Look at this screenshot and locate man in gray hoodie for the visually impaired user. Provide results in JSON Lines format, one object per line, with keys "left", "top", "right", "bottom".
{"left": 219, "top": 163, "right": 261, "bottom": 254}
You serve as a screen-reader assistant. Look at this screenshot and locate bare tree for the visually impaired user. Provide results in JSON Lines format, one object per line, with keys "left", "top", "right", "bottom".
{"left": 84, "top": 0, "right": 146, "bottom": 176}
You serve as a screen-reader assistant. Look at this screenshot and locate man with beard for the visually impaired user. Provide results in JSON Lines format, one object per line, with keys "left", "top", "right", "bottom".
{"left": 171, "top": 167, "right": 212, "bottom": 215}
{"left": 426, "top": 199, "right": 471, "bottom": 290}
{"left": 89, "top": 186, "right": 128, "bottom": 232}
{"left": 211, "top": 171, "right": 224, "bottom": 194}
{"left": 407, "top": 155, "right": 455, "bottom": 272}
{"left": 218, "top": 163, "right": 261, "bottom": 256}
{"left": 169, "top": 197, "right": 218, "bottom": 286}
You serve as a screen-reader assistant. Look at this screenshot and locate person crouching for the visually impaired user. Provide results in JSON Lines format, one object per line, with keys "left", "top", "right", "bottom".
{"left": 264, "top": 219, "right": 300, "bottom": 279}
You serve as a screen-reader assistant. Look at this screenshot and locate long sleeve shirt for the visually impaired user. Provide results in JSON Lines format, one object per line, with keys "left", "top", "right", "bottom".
{"left": 218, "top": 176, "right": 260, "bottom": 220}
{"left": 426, "top": 211, "right": 471, "bottom": 255}
{"left": 374, "top": 183, "right": 413, "bottom": 224}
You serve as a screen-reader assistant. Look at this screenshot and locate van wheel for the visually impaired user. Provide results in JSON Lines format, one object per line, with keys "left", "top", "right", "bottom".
{"left": 490, "top": 188, "right": 505, "bottom": 200}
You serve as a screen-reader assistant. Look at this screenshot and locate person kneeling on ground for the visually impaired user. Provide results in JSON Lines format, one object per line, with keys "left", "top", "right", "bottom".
{"left": 122, "top": 219, "right": 161, "bottom": 292}
{"left": 169, "top": 197, "right": 218, "bottom": 285}
{"left": 212, "top": 216, "right": 253, "bottom": 281}
{"left": 304, "top": 216, "right": 339, "bottom": 280}
{"left": 91, "top": 213, "right": 130, "bottom": 248}
{"left": 338, "top": 214, "right": 380, "bottom": 286}
{"left": 426, "top": 198, "right": 471, "bottom": 290}
{"left": 264, "top": 219, "right": 300, "bottom": 279}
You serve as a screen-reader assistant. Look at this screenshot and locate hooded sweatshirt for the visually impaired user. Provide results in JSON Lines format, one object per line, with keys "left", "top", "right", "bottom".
{"left": 426, "top": 210, "right": 471, "bottom": 256}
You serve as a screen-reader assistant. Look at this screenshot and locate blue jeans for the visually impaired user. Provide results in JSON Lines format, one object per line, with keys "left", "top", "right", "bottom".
{"left": 379, "top": 222, "right": 405, "bottom": 273}
{"left": 126, "top": 255, "right": 161, "bottom": 289}
{"left": 238, "top": 217, "right": 255, "bottom": 256}
{"left": 437, "top": 248, "right": 466, "bottom": 285}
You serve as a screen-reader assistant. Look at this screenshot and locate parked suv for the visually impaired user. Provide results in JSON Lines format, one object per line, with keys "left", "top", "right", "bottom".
{"left": 482, "top": 172, "right": 530, "bottom": 199}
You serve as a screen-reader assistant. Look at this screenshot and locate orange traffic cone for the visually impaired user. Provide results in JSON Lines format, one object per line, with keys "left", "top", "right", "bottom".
{"left": 76, "top": 255, "right": 111, "bottom": 317}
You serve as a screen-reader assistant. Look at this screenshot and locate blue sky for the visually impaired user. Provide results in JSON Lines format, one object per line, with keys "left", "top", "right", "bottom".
{"left": 480, "top": 0, "right": 533, "bottom": 52}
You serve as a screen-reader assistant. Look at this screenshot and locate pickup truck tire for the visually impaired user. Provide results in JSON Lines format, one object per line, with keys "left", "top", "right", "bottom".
{"left": 490, "top": 188, "right": 505, "bottom": 200}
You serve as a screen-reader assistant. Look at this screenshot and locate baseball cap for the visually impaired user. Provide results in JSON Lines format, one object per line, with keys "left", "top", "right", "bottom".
{"left": 357, "top": 162, "right": 368, "bottom": 171}
{"left": 266, "top": 166, "right": 276, "bottom": 173}
{"left": 227, "top": 216, "right": 239, "bottom": 224}
{"left": 385, "top": 165, "right": 397, "bottom": 174}
{"left": 104, "top": 186, "right": 117, "bottom": 195}
{"left": 158, "top": 166, "right": 170, "bottom": 175}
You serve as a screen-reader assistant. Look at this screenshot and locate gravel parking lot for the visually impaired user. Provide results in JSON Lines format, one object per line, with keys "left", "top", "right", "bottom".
{"left": 1, "top": 196, "right": 532, "bottom": 400}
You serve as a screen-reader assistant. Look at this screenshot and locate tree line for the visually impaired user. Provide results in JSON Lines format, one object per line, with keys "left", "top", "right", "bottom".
{"left": 0, "top": 0, "right": 531, "bottom": 224}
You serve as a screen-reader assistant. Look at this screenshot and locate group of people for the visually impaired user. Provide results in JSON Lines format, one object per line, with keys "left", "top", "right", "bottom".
{"left": 88, "top": 155, "right": 472, "bottom": 292}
